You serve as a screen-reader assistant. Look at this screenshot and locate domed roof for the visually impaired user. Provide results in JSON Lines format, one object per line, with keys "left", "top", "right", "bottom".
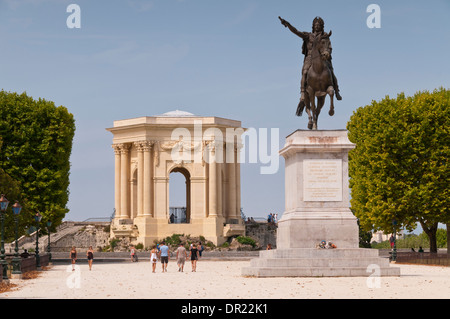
{"left": 158, "top": 110, "right": 196, "bottom": 117}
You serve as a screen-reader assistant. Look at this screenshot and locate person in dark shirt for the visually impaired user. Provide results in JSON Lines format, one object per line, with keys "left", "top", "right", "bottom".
{"left": 20, "top": 249, "right": 30, "bottom": 258}
{"left": 86, "top": 246, "right": 94, "bottom": 271}
{"left": 70, "top": 246, "right": 77, "bottom": 271}
{"left": 189, "top": 243, "right": 199, "bottom": 272}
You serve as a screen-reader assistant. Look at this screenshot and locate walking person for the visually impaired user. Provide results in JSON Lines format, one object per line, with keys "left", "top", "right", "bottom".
{"left": 86, "top": 246, "right": 94, "bottom": 271}
{"left": 150, "top": 245, "right": 158, "bottom": 273}
{"left": 189, "top": 243, "right": 199, "bottom": 272}
{"left": 198, "top": 242, "right": 204, "bottom": 258}
{"left": 175, "top": 243, "right": 187, "bottom": 272}
{"left": 159, "top": 241, "right": 170, "bottom": 272}
{"left": 70, "top": 246, "right": 77, "bottom": 271}
{"left": 389, "top": 235, "right": 395, "bottom": 249}
{"left": 130, "top": 245, "right": 136, "bottom": 262}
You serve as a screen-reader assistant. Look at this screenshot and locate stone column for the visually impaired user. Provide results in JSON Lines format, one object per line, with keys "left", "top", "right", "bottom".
{"left": 235, "top": 144, "right": 243, "bottom": 218}
{"left": 227, "top": 160, "right": 237, "bottom": 220}
{"left": 217, "top": 163, "right": 223, "bottom": 217}
{"left": 112, "top": 144, "right": 122, "bottom": 218}
{"left": 216, "top": 142, "right": 224, "bottom": 218}
{"left": 208, "top": 142, "right": 217, "bottom": 217}
{"left": 120, "top": 143, "right": 131, "bottom": 219}
{"left": 143, "top": 141, "right": 153, "bottom": 216}
{"left": 203, "top": 143, "right": 209, "bottom": 218}
{"left": 134, "top": 142, "right": 144, "bottom": 217}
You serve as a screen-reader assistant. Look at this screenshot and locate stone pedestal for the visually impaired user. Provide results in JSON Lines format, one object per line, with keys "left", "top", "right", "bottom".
{"left": 242, "top": 130, "right": 400, "bottom": 277}
{"left": 278, "top": 130, "right": 358, "bottom": 249}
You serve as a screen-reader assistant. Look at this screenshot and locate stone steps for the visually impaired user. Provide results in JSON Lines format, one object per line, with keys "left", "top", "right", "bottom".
{"left": 259, "top": 248, "right": 380, "bottom": 259}
{"left": 12, "top": 224, "right": 85, "bottom": 252}
{"left": 242, "top": 266, "right": 401, "bottom": 277}
{"left": 241, "top": 248, "right": 401, "bottom": 277}
{"left": 250, "top": 257, "right": 390, "bottom": 268}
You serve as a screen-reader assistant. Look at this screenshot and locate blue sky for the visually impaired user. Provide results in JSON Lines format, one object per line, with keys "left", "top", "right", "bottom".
{"left": 0, "top": 0, "right": 449, "bottom": 228}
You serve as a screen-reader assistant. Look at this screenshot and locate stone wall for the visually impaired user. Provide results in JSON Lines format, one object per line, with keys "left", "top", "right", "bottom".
{"left": 245, "top": 222, "right": 277, "bottom": 249}
{"left": 51, "top": 223, "right": 110, "bottom": 252}
{"left": 29, "top": 221, "right": 276, "bottom": 253}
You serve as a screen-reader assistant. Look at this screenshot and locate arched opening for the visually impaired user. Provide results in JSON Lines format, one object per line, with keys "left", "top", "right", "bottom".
{"left": 169, "top": 167, "right": 191, "bottom": 224}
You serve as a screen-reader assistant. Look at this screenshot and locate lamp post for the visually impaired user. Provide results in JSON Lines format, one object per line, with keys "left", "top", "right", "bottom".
{"left": 0, "top": 194, "right": 9, "bottom": 281}
{"left": 34, "top": 212, "right": 42, "bottom": 270}
{"left": 11, "top": 201, "right": 22, "bottom": 279}
{"left": 46, "top": 220, "right": 52, "bottom": 265}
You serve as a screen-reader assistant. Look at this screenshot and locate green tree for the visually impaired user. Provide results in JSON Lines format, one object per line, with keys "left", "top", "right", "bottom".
{"left": 347, "top": 88, "right": 449, "bottom": 253}
{"left": 436, "top": 228, "right": 447, "bottom": 248}
{"left": 0, "top": 90, "right": 75, "bottom": 233}
{"left": 0, "top": 156, "right": 30, "bottom": 241}
{"left": 357, "top": 219, "right": 372, "bottom": 248}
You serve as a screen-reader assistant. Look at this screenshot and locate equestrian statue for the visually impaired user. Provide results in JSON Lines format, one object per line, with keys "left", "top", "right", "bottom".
{"left": 279, "top": 16, "right": 341, "bottom": 130}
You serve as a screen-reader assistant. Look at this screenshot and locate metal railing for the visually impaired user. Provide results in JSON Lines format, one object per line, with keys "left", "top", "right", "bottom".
{"left": 169, "top": 207, "right": 188, "bottom": 224}
{"left": 82, "top": 217, "right": 113, "bottom": 222}
{"left": 394, "top": 252, "right": 450, "bottom": 266}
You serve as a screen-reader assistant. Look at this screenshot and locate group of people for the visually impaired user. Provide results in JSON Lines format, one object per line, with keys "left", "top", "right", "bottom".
{"left": 69, "top": 242, "right": 205, "bottom": 273}
{"left": 70, "top": 246, "right": 94, "bottom": 271}
{"left": 245, "top": 213, "right": 279, "bottom": 224}
{"left": 267, "top": 213, "right": 278, "bottom": 224}
{"left": 149, "top": 241, "right": 204, "bottom": 273}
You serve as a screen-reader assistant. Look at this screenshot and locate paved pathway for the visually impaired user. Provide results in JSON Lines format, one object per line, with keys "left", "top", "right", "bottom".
{"left": 2, "top": 260, "right": 450, "bottom": 299}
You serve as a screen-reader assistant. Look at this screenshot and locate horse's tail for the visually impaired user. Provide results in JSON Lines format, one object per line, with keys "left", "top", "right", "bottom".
{"left": 296, "top": 100, "right": 305, "bottom": 117}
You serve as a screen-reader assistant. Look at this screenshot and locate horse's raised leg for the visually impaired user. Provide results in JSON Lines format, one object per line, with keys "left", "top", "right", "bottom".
{"left": 327, "top": 86, "right": 335, "bottom": 116}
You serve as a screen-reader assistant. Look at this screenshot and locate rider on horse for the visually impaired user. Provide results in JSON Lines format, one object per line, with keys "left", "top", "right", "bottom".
{"left": 279, "top": 16, "right": 342, "bottom": 106}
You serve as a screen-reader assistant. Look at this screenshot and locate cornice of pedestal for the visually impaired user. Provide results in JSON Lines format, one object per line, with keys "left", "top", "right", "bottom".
{"left": 279, "top": 129, "right": 355, "bottom": 158}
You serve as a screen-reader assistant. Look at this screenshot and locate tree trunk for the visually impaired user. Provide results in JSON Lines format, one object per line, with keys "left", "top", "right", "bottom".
{"left": 429, "top": 231, "right": 438, "bottom": 253}
{"left": 420, "top": 220, "right": 438, "bottom": 253}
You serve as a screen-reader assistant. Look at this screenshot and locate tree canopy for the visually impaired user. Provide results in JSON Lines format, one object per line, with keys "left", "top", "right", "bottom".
{"left": 0, "top": 90, "right": 75, "bottom": 236}
{"left": 347, "top": 88, "right": 449, "bottom": 252}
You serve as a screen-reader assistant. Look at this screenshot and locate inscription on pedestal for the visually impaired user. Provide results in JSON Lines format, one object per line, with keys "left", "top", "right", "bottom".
{"left": 303, "top": 159, "right": 342, "bottom": 201}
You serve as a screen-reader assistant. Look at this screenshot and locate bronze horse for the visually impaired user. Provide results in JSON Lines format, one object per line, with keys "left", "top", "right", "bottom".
{"left": 296, "top": 32, "right": 335, "bottom": 130}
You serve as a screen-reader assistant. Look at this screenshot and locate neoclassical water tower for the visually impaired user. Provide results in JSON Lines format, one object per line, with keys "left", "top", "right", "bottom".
{"left": 106, "top": 110, "right": 245, "bottom": 246}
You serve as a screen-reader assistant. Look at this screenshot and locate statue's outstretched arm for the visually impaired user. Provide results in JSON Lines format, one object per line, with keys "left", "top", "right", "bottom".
{"left": 278, "top": 16, "right": 307, "bottom": 39}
